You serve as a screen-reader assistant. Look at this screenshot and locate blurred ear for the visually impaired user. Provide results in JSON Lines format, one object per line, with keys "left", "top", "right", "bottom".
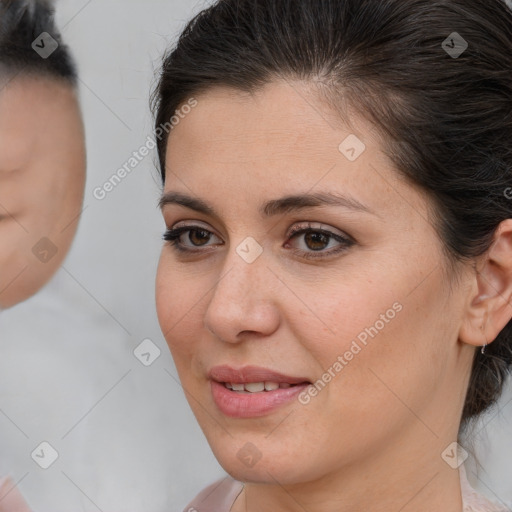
{"left": 459, "top": 219, "right": 512, "bottom": 348}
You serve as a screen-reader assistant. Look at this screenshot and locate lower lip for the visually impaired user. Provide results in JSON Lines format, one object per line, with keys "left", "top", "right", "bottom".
{"left": 210, "top": 380, "right": 309, "bottom": 418}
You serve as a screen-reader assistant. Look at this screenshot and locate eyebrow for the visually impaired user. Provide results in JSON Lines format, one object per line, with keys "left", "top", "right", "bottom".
{"left": 159, "top": 191, "right": 378, "bottom": 218}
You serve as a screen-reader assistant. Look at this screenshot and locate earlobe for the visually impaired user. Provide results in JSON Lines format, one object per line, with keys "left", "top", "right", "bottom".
{"left": 459, "top": 219, "right": 512, "bottom": 349}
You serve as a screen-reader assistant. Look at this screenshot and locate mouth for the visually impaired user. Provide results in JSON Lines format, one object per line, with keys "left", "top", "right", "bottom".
{"left": 222, "top": 381, "right": 304, "bottom": 392}
{"left": 208, "top": 365, "right": 311, "bottom": 418}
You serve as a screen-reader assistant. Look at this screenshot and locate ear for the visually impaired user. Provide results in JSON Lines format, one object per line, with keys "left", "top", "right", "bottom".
{"left": 459, "top": 219, "right": 512, "bottom": 348}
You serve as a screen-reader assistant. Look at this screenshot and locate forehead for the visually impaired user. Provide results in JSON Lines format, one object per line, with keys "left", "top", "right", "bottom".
{"left": 164, "top": 81, "right": 410, "bottom": 213}
{"left": 0, "top": 75, "right": 81, "bottom": 171}
{"left": 167, "top": 81, "right": 358, "bottom": 160}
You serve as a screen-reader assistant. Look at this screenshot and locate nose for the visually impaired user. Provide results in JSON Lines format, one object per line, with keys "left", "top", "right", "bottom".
{"left": 203, "top": 246, "right": 280, "bottom": 344}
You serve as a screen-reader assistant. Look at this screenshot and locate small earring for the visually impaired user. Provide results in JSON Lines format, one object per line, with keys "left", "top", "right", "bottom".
{"left": 480, "top": 320, "right": 488, "bottom": 355}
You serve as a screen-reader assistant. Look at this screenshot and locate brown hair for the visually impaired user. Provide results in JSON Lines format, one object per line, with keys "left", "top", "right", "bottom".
{"left": 0, "top": 0, "right": 77, "bottom": 84}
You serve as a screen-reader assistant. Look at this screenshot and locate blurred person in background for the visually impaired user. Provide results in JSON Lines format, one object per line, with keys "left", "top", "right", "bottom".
{"left": 0, "top": 0, "right": 85, "bottom": 509}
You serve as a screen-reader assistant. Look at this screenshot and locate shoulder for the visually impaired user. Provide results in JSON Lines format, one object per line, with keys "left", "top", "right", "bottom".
{"left": 0, "top": 476, "right": 32, "bottom": 512}
{"left": 460, "top": 464, "right": 512, "bottom": 512}
{"left": 183, "top": 476, "right": 244, "bottom": 512}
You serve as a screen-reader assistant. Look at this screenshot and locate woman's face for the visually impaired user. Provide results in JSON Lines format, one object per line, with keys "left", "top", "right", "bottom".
{"left": 0, "top": 75, "right": 86, "bottom": 308}
{"left": 156, "top": 81, "right": 474, "bottom": 486}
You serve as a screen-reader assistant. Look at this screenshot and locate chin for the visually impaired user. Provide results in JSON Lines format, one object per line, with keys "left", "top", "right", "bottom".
{"left": 0, "top": 254, "right": 63, "bottom": 309}
{"left": 207, "top": 433, "right": 316, "bottom": 486}
{"left": 0, "top": 277, "right": 44, "bottom": 309}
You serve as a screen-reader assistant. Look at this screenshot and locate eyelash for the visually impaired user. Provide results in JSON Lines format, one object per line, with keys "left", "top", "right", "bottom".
{"left": 162, "top": 222, "right": 355, "bottom": 260}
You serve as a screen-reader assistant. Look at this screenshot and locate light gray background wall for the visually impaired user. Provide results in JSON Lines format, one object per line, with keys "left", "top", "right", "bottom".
{"left": 0, "top": 1, "right": 511, "bottom": 511}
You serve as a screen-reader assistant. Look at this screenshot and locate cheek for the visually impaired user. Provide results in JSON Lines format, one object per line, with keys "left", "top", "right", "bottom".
{"left": 155, "top": 254, "right": 199, "bottom": 355}
{"left": 155, "top": 258, "right": 173, "bottom": 342}
{"left": 295, "top": 276, "right": 402, "bottom": 365}
{"left": 321, "top": 277, "right": 448, "bottom": 423}
{"left": 300, "top": 259, "right": 446, "bottom": 386}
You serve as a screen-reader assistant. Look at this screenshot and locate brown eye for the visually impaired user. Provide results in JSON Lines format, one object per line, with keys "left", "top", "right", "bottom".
{"left": 162, "top": 222, "right": 355, "bottom": 260}
{"left": 187, "top": 229, "right": 212, "bottom": 246}
{"left": 302, "top": 231, "right": 331, "bottom": 251}
{"left": 163, "top": 226, "right": 222, "bottom": 253}
{"left": 286, "top": 223, "right": 355, "bottom": 260}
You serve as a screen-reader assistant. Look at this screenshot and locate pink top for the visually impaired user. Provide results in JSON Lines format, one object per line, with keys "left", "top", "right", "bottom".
{"left": 0, "top": 477, "right": 32, "bottom": 512}
{"left": 184, "top": 464, "right": 511, "bottom": 512}
{"left": 0, "top": 464, "right": 509, "bottom": 511}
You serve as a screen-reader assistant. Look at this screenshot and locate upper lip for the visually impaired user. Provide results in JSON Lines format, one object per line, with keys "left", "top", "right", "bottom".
{"left": 208, "top": 365, "right": 310, "bottom": 384}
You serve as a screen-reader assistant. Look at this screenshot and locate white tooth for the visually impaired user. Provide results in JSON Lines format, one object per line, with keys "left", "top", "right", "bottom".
{"left": 264, "top": 382, "right": 279, "bottom": 391}
{"left": 231, "top": 383, "right": 245, "bottom": 391}
{"left": 244, "top": 382, "right": 265, "bottom": 392}
{"left": 279, "top": 383, "right": 291, "bottom": 389}
{"left": 224, "top": 383, "right": 233, "bottom": 389}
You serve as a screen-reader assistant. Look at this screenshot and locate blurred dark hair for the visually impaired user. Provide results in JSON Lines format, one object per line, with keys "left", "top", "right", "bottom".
{"left": 0, "top": 0, "right": 77, "bottom": 85}
{"left": 151, "top": 0, "right": 512, "bottom": 430}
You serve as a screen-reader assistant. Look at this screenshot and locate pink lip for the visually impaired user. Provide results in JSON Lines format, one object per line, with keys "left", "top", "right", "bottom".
{"left": 209, "top": 365, "right": 311, "bottom": 418}
{"left": 209, "top": 365, "right": 310, "bottom": 384}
